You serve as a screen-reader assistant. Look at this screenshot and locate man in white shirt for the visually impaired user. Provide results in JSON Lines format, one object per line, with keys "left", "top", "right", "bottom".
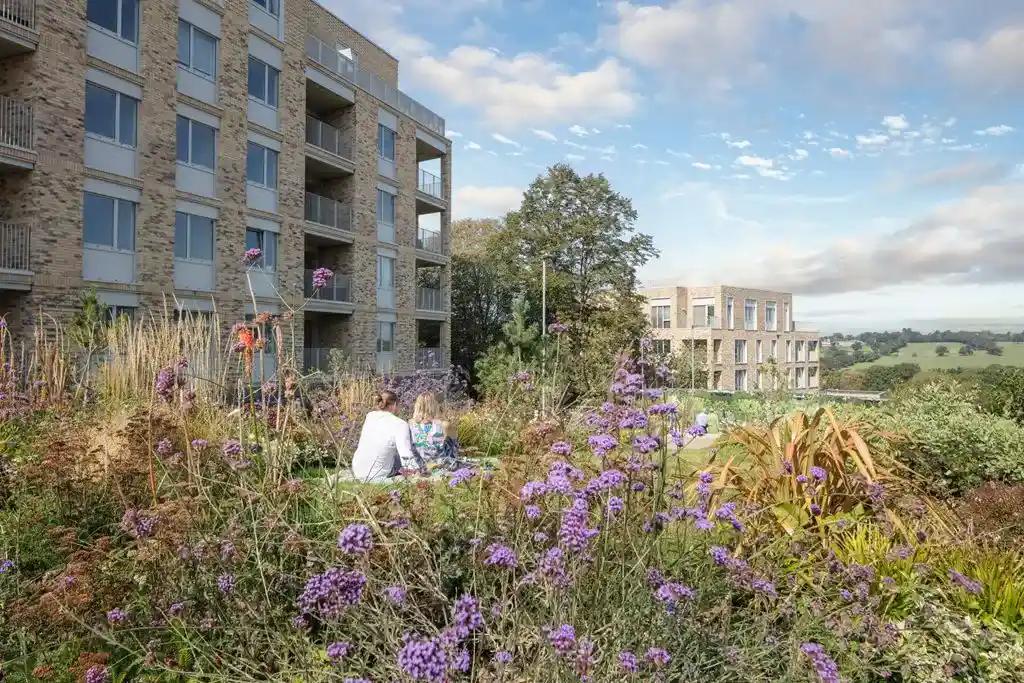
{"left": 351, "top": 390, "right": 420, "bottom": 481}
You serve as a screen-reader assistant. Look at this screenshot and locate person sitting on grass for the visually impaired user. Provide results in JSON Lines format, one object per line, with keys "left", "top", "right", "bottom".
{"left": 410, "top": 392, "right": 460, "bottom": 470}
{"left": 351, "top": 390, "right": 420, "bottom": 481}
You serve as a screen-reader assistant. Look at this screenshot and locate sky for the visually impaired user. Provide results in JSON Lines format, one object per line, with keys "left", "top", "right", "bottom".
{"left": 323, "top": 0, "right": 1024, "bottom": 333}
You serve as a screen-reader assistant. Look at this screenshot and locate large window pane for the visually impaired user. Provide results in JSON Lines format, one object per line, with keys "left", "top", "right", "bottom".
{"left": 86, "top": 0, "right": 118, "bottom": 34}
{"left": 174, "top": 212, "right": 188, "bottom": 259}
{"left": 247, "top": 57, "right": 263, "bottom": 100}
{"left": 85, "top": 83, "right": 117, "bottom": 139}
{"left": 116, "top": 200, "right": 135, "bottom": 251}
{"left": 193, "top": 29, "right": 216, "bottom": 77}
{"left": 378, "top": 125, "right": 395, "bottom": 160}
{"left": 118, "top": 95, "right": 137, "bottom": 146}
{"left": 263, "top": 232, "right": 277, "bottom": 268}
{"left": 246, "top": 142, "right": 263, "bottom": 183}
{"left": 266, "top": 67, "right": 279, "bottom": 106}
{"left": 119, "top": 0, "right": 138, "bottom": 42}
{"left": 191, "top": 216, "right": 214, "bottom": 261}
{"left": 191, "top": 122, "right": 215, "bottom": 169}
{"left": 176, "top": 116, "right": 189, "bottom": 163}
{"left": 84, "top": 193, "right": 114, "bottom": 247}
{"left": 177, "top": 21, "right": 189, "bottom": 64}
{"left": 265, "top": 149, "right": 278, "bottom": 188}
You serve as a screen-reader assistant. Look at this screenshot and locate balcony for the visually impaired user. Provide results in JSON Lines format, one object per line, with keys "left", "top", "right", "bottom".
{"left": 0, "top": 0, "right": 38, "bottom": 56}
{"left": 305, "top": 115, "right": 354, "bottom": 177}
{"left": 415, "top": 226, "right": 448, "bottom": 266}
{"left": 0, "top": 94, "right": 35, "bottom": 170}
{"left": 304, "top": 192, "right": 353, "bottom": 243}
{"left": 0, "top": 222, "right": 31, "bottom": 290}
{"left": 304, "top": 269, "right": 354, "bottom": 314}
{"left": 304, "top": 347, "right": 339, "bottom": 374}
{"left": 416, "top": 347, "right": 443, "bottom": 370}
{"left": 416, "top": 286, "right": 447, "bottom": 318}
{"left": 304, "top": 32, "right": 445, "bottom": 137}
{"left": 418, "top": 169, "right": 442, "bottom": 198}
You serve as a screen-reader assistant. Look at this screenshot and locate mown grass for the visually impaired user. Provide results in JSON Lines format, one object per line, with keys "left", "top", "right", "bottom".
{"left": 852, "top": 342, "right": 1024, "bottom": 370}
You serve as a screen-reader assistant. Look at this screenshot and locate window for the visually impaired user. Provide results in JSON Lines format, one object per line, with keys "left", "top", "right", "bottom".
{"left": 378, "top": 124, "right": 396, "bottom": 161}
{"left": 786, "top": 340, "right": 792, "bottom": 362}
{"left": 692, "top": 304, "right": 714, "bottom": 328}
{"left": 809, "top": 341, "right": 818, "bottom": 358}
{"left": 744, "top": 299, "right": 757, "bottom": 330}
{"left": 87, "top": 0, "right": 138, "bottom": 42}
{"left": 247, "top": 56, "right": 279, "bottom": 107}
{"left": 245, "top": 228, "right": 277, "bottom": 269}
{"left": 796, "top": 367, "right": 805, "bottom": 389}
{"left": 252, "top": 0, "right": 279, "bottom": 17}
{"left": 756, "top": 340, "right": 763, "bottom": 362}
{"left": 246, "top": 142, "right": 278, "bottom": 188}
{"left": 783, "top": 302, "right": 791, "bottom": 331}
{"left": 83, "top": 192, "right": 135, "bottom": 251}
{"left": 796, "top": 341, "right": 805, "bottom": 361}
{"left": 177, "top": 20, "right": 217, "bottom": 79}
{"left": 650, "top": 305, "right": 670, "bottom": 329}
{"left": 377, "top": 255, "right": 395, "bottom": 289}
{"left": 735, "top": 369, "right": 747, "bottom": 391}
{"left": 245, "top": 314, "right": 275, "bottom": 352}
{"left": 106, "top": 305, "right": 137, "bottom": 323}
{"left": 770, "top": 339, "right": 778, "bottom": 360}
{"left": 377, "top": 321, "right": 396, "bottom": 353}
{"left": 652, "top": 339, "right": 671, "bottom": 355}
{"left": 174, "top": 212, "right": 214, "bottom": 261}
{"left": 176, "top": 116, "right": 216, "bottom": 170}
{"left": 726, "top": 296, "right": 734, "bottom": 329}
{"left": 734, "top": 339, "right": 747, "bottom": 363}
{"left": 765, "top": 301, "right": 777, "bottom": 331}
{"left": 85, "top": 82, "right": 138, "bottom": 146}
{"left": 376, "top": 189, "right": 395, "bottom": 225}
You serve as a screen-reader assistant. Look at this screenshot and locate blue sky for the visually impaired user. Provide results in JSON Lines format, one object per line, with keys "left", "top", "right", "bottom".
{"left": 325, "top": 0, "right": 1024, "bottom": 332}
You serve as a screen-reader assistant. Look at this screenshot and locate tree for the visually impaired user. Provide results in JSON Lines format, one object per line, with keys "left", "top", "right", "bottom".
{"left": 959, "top": 344, "right": 974, "bottom": 356}
{"left": 450, "top": 218, "right": 517, "bottom": 386}
{"left": 851, "top": 341, "right": 863, "bottom": 352}
{"left": 935, "top": 344, "right": 949, "bottom": 356}
{"left": 988, "top": 345, "right": 1004, "bottom": 356}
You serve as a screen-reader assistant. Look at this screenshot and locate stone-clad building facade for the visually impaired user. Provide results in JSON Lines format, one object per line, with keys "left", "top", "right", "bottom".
{"left": 642, "top": 285, "right": 821, "bottom": 391}
{"left": 0, "top": 0, "right": 451, "bottom": 375}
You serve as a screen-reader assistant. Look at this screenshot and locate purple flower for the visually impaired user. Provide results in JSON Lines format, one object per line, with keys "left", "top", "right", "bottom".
{"left": 948, "top": 569, "right": 983, "bottom": 595}
{"left": 540, "top": 547, "right": 570, "bottom": 587}
{"left": 810, "top": 503, "right": 822, "bottom": 516}
{"left": 685, "top": 423, "right": 708, "bottom": 437}
{"left": 190, "top": 438, "right": 208, "bottom": 451}
{"left": 156, "top": 438, "right": 173, "bottom": 456}
{"left": 344, "top": 679, "right": 371, "bottom": 683}
{"left": 291, "top": 614, "right": 309, "bottom": 630}
{"left": 646, "top": 647, "right": 671, "bottom": 668}
{"left": 385, "top": 584, "right": 408, "bottom": 605}
{"left": 222, "top": 439, "right": 242, "bottom": 456}
{"left": 448, "top": 467, "right": 476, "bottom": 487}
{"left": 647, "top": 402, "right": 678, "bottom": 416}
{"left": 494, "top": 650, "right": 513, "bottom": 664}
{"left": 810, "top": 466, "right": 827, "bottom": 482}
{"left": 550, "top": 441, "right": 572, "bottom": 456}
{"left": 297, "top": 567, "right": 366, "bottom": 619}
{"left": 632, "top": 434, "right": 660, "bottom": 454}
{"left": 217, "top": 573, "right": 236, "bottom": 594}
{"left": 451, "top": 594, "right": 484, "bottom": 639}
{"left": 558, "top": 497, "right": 599, "bottom": 552}
{"left": 618, "top": 650, "right": 639, "bottom": 673}
{"left": 242, "top": 247, "right": 263, "bottom": 266}
{"left": 548, "top": 624, "right": 577, "bottom": 656}
{"left": 312, "top": 266, "right": 335, "bottom": 290}
{"left": 588, "top": 433, "right": 618, "bottom": 456}
{"left": 120, "top": 508, "right": 158, "bottom": 540}
{"left": 168, "top": 602, "right": 185, "bottom": 617}
{"left": 327, "top": 641, "right": 350, "bottom": 663}
{"left": 800, "top": 643, "right": 840, "bottom": 683}
{"left": 548, "top": 321, "right": 569, "bottom": 334}
{"left": 0, "top": 559, "right": 14, "bottom": 574}
{"left": 397, "top": 632, "right": 448, "bottom": 681}
{"left": 484, "top": 543, "right": 518, "bottom": 569}
{"left": 106, "top": 607, "right": 128, "bottom": 625}
{"left": 525, "top": 505, "right": 541, "bottom": 519}
{"left": 154, "top": 367, "right": 175, "bottom": 401}
{"left": 338, "top": 523, "right": 374, "bottom": 555}
{"left": 520, "top": 481, "right": 548, "bottom": 502}
{"left": 655, "top": 581, "right": 695, "bottom": 613}
{"left": 607, "top": 496, "right": 625, "bottom": 515}
{"left": 85, "top": 666, "right": 110, "bottom": 683}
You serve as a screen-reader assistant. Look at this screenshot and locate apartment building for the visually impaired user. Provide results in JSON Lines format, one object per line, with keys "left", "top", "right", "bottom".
{"left": 0, "top": 0, "right": 451, "bottom": 375}
{"left": 642, "top": 285, "right": 820, "bottom": 391}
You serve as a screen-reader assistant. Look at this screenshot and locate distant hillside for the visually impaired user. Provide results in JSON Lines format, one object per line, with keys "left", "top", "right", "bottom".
{"left": 851, "top": 342, "right": 1024, "bottom": 371}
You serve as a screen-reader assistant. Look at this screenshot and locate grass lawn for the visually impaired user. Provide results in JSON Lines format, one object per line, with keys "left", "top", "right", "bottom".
{"left": 852, "top": 341, "right": 1024, "bottom": 370}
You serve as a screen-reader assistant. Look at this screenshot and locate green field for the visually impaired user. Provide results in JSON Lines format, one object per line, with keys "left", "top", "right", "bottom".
{"left": 851, "top": 341, "right": 1024, "bottom": 370}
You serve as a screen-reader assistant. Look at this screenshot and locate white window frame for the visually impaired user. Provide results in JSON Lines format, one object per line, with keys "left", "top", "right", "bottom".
{"left": 252, "top": 0, "right": 280, "bottom": 18}
{"left": 246, "top": 142, "right": 278, "bottom": 189}
{"left": 771, "top": 339, "right": 778, "bottom": 360}
{"left": 176, "top": 116, "right": 216, "bottom": 172}
{"left": 377, "top": 254, "right": 396, "bottom": 289}
{"left": 735, "top": 369, "right": 747, "bottom": 391}
{"left": 756, "top": 339, "right": 763, "bottom": 362}
{"left": 247, "top": 56, "right": 279, "bottom": 108}
{"left": 177, "top": 20, "right": 218, "bottom": 80}
{"left": 651, "top": 305, "right": 670, "bottom": 329}
{"left": 83, "top": 192, "right": 136, "bottom": 253}
{"left": 378, "top": 123, "right": 396, "bottom": 162}
{"left": 377, "top": 321, "right": 396, "bottom": 353}
{"left": 765, "top": 301, "right": 777, "bottom": 331}
{"left": 174, "top": 212, "right": 215, "bottom": 263}
{"left": 652, "top": 339, "right": 671, "bottom": 355}
{"left": 734, "top": 339, "right": 747, "bottom": 364}
{"left": 85, "top": 81, "right": 138, "bottom": 148}
{"left": 376, "top": 188, "right": 396, "bottom": 225}
{"left": 87, "top": 0, "right": 139, "bottom": 44}
{"left": 245, "top": 227, "right": 277, "bottom": 271}
{"left": 726, "top": 296, "right": 734, "bottom": 329}
{"left": 744, "top": 298, "right": 757, "bottom": 331}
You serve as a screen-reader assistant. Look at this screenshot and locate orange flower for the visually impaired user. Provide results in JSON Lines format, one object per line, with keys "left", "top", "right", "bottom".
{"left": 238, "top": 328, "right": 256, "bottom": 350}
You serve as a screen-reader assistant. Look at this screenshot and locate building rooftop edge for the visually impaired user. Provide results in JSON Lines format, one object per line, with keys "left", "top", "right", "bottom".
{"left": 307, "top": 0, "right": 401, "bottom": 66}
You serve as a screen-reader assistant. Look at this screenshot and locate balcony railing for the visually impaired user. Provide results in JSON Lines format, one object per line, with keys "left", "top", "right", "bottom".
{"left": 305, "top": 115, "right": 352, "bottom": 160}
{"left": 0, "top": 94, "right": 33, "bottom": 151}
{"left": 0, "top": 222, "right": 30, "bottom": 271}
{"left": 0, "top": 0, "right": 35, "bottom": 29}
{"left": 416, "top": 227, "right": 442, "bottom": 253}
{"left": 416, "top": 286, "right": 443, "bottom": 311}
{"left": 417, "top": 168, "right": 443, "bottom": 198}
{"left": 416, "top": 347, "right": 442, "bottom": 370}
{"left": 304, "top": 192, "right": 352, "bottom": 233}
{"left": 304, "top": 269, "right": 351, "bottom": 303}
{"left": 305, "top": 33, "right": 445, "bottom": 136}
{"left": 792, "top": 321, "right": 817, "bottom": 332}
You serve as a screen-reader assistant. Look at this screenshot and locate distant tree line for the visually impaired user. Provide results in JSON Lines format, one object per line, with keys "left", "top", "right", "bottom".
{"left": 823, "top": 328, "right": 1020, "bottom": 372}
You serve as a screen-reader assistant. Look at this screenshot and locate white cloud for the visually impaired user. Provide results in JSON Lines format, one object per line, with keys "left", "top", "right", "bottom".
{"left": 566, "top": 140, "right": 617, "bottom": 155}
{"left": 453, "top": 185, "right": 522, "bottom": 219}
{"left": 856, "top": 132, "right": 890, "bottom": 147}
{"left": 789, "top": 148, "right": 810, "bottom": 161}
{"left": 447, "top": 130, "right": 464, "bottom": 139}
{"left": 882, "top": 114, "right": 909, "bottom": 132}
{"left": 465, "top": 141, "right": 483, "bottom": 150}
{"left": 491, "top": 133, "right": 521, "bottom": 147}
{"left": 692, "top": 161, "right": 712, "bottom": 170}
{"left": 653, "top": 160, "right": 670, "bottom": 166}
{"left": 828, "top": 147, "right": 852, "bottom": 159}
{"left": 569, "top": 125, "right": 591, "bottom": 137}
{"left": 975, "top": 124, "right": 1015, "bottom": 137}
{"left": 616, "top": 123, "right": 633, "bottom": 129}
{"left": 407, "top": 47, "right": 637, "bottom": 128}
{"left": 726, "top": 139, "right": 752, "bottom": 149}
{"left": 666, "top": 148, "right": 691, "bottom": 159}
{"left": 944, "top": 25, "right": 1024, "bottom": 91}
{"left": 735, "top": 155, "right": 774, "bottom": 169}
{"left": 632, "top": 143, "right": 648, "bottom": 150}
{"left": 531, "top": 128, "right": 558, "bottom": 142}
{"left": 565, "top": 153, "right": 585, "bottom": 161}
{"left": 944, "top": 117, "right": 957, "bottom": 127}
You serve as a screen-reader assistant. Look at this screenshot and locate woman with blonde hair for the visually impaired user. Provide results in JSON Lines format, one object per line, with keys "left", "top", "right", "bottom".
{"left": 410, "top": 392, "right": 453, "bottom": 467}
{"left": 351, "top": 390, "right": 419, "bottom": 481}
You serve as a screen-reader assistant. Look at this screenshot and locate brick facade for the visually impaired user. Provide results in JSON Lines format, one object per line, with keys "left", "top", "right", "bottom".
{"left": 0, "top": 0, "right": 451, "bottom": 375}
